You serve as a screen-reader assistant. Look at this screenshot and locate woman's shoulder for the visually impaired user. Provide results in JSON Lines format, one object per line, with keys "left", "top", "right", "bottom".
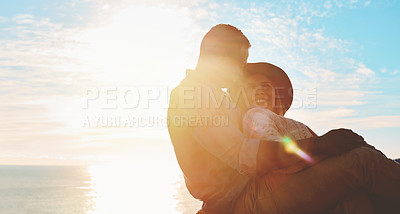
{"left": 243, "top": 108, "right": 281, "bottom": 129}
{"left": 244, "top": 107, "right": 277, "bottom": 118}
{"left": 242, "top": 107, "right": 281, "bottom": 139}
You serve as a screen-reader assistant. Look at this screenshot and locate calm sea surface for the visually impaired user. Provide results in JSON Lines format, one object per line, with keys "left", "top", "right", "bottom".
{"left": 0, "top": 165, "right": 201, "bottom": 214}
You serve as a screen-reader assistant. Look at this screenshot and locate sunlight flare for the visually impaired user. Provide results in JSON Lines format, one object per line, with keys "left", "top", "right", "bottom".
{"left": 88, "top": 156, "right": 182, "bottom": 213}
{"left": 281, "top": 136, "right": 314, "bottom": 163}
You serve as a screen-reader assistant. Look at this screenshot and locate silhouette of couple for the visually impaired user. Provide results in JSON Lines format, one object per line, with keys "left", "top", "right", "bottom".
{"left": 167, "top": 24, "right": 400, "bottom": 214}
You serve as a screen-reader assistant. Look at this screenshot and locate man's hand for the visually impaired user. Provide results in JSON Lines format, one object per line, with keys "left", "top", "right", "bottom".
{"left": 312, "top": 128, "right": 366, "bottom": 156}
{"left": 256, "top": 128, "right": 377, "bottom": 177}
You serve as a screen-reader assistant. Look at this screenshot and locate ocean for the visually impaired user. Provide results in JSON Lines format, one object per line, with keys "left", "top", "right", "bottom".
{"left": 0, "top": 165, "right": 201, "bottom": 214}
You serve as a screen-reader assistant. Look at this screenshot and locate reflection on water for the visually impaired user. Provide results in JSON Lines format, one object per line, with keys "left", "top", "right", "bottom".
{"left": 88, "top": 153, "right": 201, "bottom": 213}
{"left": 0, "top": 160, "right": 201, "bottom": 213}
{"left": 0, "top": 165, "right": 95, "bottom": 213}
{"left": 174, "top": 175, "right": 203, "bottom": 214}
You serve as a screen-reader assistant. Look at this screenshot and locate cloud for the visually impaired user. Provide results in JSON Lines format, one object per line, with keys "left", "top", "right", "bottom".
{"left": 1, "top": 0, "right": 398, "bottom": 163}
{"left": 12, "top": 14, "right": 34, "bottom": 20}
{"left": 0, "top": 16, "right": 7, "bottom": 22}
{"left": 0, "top": 103, "right": 82, "bottom": 158}
{"left": 391, "top": 70, "right": 399, "bottom": 75}
{"left": 315, "top": 90, "right": 367, "bottom": 106}
{"left": 356, "top": 62, "right": 375, "bottom": 77}
{"left": 0, "top": 13, "right": 98, "bottom": 162}
{"left": 11, "top": 14, "right": 36, "bottom": 24}
{"left": 287, "top": 108, "right": 400, "bottom": 133}
{"left": 214, "top": 1, "right": 380, "bottom": 113}
{"left": 0, "top": 1, "right": 201, "bottom": 163}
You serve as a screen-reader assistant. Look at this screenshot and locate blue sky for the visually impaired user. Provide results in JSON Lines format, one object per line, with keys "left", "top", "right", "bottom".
{"left": 0, "top": 0, "right": 399, "bottom": 164}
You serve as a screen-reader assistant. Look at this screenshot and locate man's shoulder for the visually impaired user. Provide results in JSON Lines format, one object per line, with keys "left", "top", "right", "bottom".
{"left": 170, "top": 83, "right": 187, "bottom": 97}
{"left": 169, "top": 78, "right": 204, "bottom": 106}
{"left": 169, "top": 83, "right": 192, "bottom": 103}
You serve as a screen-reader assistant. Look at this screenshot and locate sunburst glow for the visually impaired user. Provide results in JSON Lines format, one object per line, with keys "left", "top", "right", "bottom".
{"left": 282, "top": 136, "right": 314, "bottom": 163}
{"left": 87, "top": 157, "right": 184, "bottom": 213}
{"left": 77, "top": 4, "right": 192, "bottom": 86}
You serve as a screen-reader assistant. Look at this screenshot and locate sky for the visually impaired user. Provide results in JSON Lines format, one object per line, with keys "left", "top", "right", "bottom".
{"left": 0, "top": 0, "right": 399, "bottom": 165}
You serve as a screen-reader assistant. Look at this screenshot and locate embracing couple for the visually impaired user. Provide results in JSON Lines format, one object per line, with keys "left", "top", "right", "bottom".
{"left": 167, "top": 24, "right": 400, "bottom": 214}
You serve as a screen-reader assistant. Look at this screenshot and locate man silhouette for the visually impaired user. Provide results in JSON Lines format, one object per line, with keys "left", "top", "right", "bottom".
{"left": 167, "top": 24, "right": 400, "bottom": 213}
{"left": 168, "top": 25, "right": 252, "bottom": 213}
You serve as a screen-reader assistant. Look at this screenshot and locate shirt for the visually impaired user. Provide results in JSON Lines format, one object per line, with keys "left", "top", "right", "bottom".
{"left": 243, "top": 107, "right": 316, "bottom": 174}
{"left": 167, "top": 69, "right": 260, "bottom": 213}
{"left": 243, "top": 107, "right": 314, "bottom": 142}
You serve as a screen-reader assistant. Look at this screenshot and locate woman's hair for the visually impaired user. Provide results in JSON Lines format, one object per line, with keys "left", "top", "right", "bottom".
{"left": 272, "top": 88, "right": 285, "bottom": 116}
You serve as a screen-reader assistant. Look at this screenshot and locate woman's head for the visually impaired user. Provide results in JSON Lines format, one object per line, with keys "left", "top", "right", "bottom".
{"left": 232, "top": 62, "right": 293, "bottom": 116}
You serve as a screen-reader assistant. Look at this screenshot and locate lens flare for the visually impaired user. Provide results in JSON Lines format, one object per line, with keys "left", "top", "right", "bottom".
{"left": 282, "top": 136, "right": 314, "bottom": 163}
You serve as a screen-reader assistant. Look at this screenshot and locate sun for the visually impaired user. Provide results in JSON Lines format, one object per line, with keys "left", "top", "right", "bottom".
{"left": 77, "top": 4, "right": 192, "bottom": 86}
{"left": 52, "top": 3, "right": 196, "bottom": 159}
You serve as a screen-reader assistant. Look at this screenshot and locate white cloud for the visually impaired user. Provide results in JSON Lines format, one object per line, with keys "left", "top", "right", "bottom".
{"left": 0, "top": 2, "right": 202, "bottom": 163}
{"left": 391, "top": 70, "right": 399, "bottom": 75}
{"left": 12, "top": 14, "right": 35, "bottom": 24}
{"left": 1, "top": 0, "right": 398, "bottom": 163}
{"left": 0, "top": 16, "right": 7, "bottom": 22}
{"left": 287, "top": 108, "right": 400, "bottom": 134}
{"left": 223, "top": 2, "right": 378, "bottom": 114}
{"left": 317, "top": 100, "right": 366, "bottom": 106}
{"left": 324, "top": 1, "right": 333, "bottom": 10}
{"left": 315, "top": 89, "right": 368, "bottom": 106}
{"left": 356, "top": 62, "right": 375, "bottom": 77}
{"left": 12, "top": 14, "right": 34, "bottom": 19}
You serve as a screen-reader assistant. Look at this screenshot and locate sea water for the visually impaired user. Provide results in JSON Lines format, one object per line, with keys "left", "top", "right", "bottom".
{"left": 0, "top": 165, "right": 201, "bottom": 214}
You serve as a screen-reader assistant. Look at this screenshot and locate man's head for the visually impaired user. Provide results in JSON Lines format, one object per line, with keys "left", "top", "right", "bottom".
{"left": 196, "top": 24, "right": 251, "bottom": 86}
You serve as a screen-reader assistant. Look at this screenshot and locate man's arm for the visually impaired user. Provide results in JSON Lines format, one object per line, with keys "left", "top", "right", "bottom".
{"left": 256, "top": 137, "right": 315, "bottom": 176}
{"left": 170, "top": 86, "right": 366, "bottom": 178}
{"left": 256, "top": 129, "right": 368, "bottom": 176}
{"left": 168, "top": 85, "right": 262, "bottom": 176}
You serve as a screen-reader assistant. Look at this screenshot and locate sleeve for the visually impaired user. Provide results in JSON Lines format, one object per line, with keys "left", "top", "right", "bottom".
{"left": 243, "top": 108, "right": 282, "bottom": 142}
